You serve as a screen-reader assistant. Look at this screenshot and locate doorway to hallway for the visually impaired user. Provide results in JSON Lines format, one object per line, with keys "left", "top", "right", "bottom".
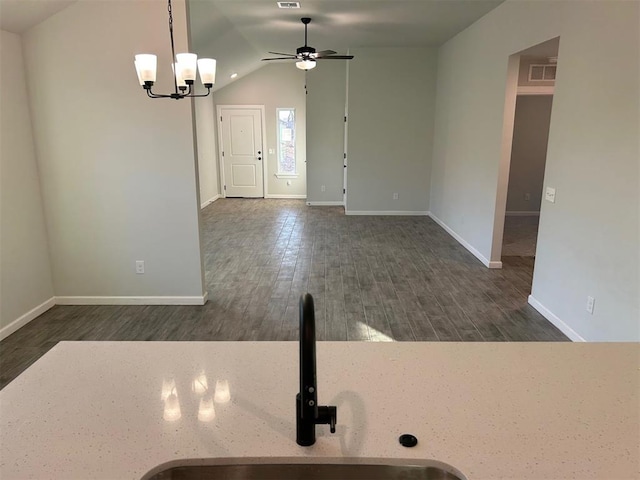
{"left": 493, "top": 37, "right": 559, "bottom": 272}
{"left": 502, "top": 93, "right": 553, "bottom": 258}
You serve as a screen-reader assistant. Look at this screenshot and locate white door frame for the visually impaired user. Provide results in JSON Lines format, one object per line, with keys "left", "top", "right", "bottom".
{"left": 489, "top": 54, "right": 520, "bottom": 267}
{"left": 343, "top": 54, "right": 350, "bottom": 208}
{"left": 492, "top": 42, "right": 557, "bottom": 265}
{"left": 216, "top": 105, "right": 268, "bottom": 198}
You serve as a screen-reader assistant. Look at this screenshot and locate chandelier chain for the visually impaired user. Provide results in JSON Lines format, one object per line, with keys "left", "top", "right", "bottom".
{"left": 167, "top": 0, "right": 178, "bottom": 94}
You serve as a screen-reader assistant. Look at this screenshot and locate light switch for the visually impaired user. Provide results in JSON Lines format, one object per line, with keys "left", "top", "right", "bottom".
{"left": 545, "top": 187, "right": 556, "bottom": 203}
{"left": 586, "top": 296, "right": 595, "bottom": 314}
{"left": 268, "top": 148, "right": 275, "bottom": 155}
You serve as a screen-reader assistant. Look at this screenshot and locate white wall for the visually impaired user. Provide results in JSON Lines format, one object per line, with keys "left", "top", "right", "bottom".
{"left": 0, "top": 30, "right": 55, "bottom": 333}
{"left": 430, "top": 0, "right": 639, "bottom": 340}
{"left": 306, "top": 61, "right": 347, "bottom": 204}
{"left": 195, "top": 96, "right": 220, "bottom": 207}
{"left": 346, "top": 47, "right": 437, "bottom": 213}
{"left": 506, "top": 95, "right": 553, "bottom": 213}
{"left": 212, "top": 64, "right": 307, "bottom": 198}
{"left": 22, "top": 0, "right": 206, "bottom": 301}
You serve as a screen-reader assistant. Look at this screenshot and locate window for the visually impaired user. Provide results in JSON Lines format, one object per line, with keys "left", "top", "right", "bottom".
{"left": 276, "top": 108, "right": 297, "bottom": 177}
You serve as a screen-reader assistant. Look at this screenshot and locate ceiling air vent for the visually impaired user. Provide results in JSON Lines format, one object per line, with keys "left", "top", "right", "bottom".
{"left": 277, "top": 2, "right": 300, "bottom": 8}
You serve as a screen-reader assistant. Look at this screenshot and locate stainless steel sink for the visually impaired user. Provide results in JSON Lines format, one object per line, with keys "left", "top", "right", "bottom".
{"left": 144, "top": 462, "right": 466, "bottom": 479}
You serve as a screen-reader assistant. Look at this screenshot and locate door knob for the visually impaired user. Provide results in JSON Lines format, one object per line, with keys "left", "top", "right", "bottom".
{"left": 258, "top": 157, "right": 262, "bottom": 161}
{"left": 258, "top": 150, "right": 262, "bottom": 154}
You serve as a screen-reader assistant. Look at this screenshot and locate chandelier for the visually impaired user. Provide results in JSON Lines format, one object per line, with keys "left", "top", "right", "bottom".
{"left": 134, "top": 0, "right": 216, "bottom": 100}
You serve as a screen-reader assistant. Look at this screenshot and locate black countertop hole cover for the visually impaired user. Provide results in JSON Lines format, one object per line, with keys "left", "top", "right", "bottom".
{"left": 399, "top": 434, "right": 418, "bottom": 447}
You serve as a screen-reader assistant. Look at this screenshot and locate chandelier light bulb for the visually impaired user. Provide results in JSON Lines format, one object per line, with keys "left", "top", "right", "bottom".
{"left": 135, "top": 54, "right": 157, "bottom": 83}
{"left": 176, "top": 53, "right": 197, "bottom": 82}
{"left": 214, "top": 379, "right": 231, "bottom": 404}
{"left": 173, "top": 63, "right": 187, "bottom": 89}
{"left": 192, "top": 372, "right": 208, "bottom": 395}
{"left": 198, "top": 397, "right": 216, "bottom": 422}
{"left": 163, "top": 393, "right": 181, "bottom": 422}
{"left": 197, "top": 58, "right": 217, "bottom": 86}
{"left": 161, "top": 378, "right": 176, "bottom": 401}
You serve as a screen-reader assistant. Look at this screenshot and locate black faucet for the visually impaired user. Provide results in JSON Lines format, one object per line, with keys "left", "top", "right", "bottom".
{"left": 296, "top": 293, "right": 337, "bottom": 446}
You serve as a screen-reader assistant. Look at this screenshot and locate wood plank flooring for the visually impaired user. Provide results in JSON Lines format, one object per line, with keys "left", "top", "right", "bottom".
{"left": 0, "top": 199, "right": 567, "bottom": 389}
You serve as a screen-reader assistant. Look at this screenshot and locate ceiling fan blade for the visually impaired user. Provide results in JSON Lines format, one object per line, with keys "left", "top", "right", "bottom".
{"left": 316, "top": 55, "right": 355, "bottom": 60}
{"left": 262, "top": 57, "right": 298, "bottom": 61}
{"left": 268, "top": 51, "right": 297, "bottom": 57}
{"left": 313, "top": 50, "right": 337, "bottom": 57}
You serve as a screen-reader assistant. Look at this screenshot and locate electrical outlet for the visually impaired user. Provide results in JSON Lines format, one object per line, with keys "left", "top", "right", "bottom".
{"left": 135, "top": 260, "right": 145, "bottom": 274}
{"left": 586, "top": 296, "right": 595, "bottom": 314}
{"left": 321, "top": 185, "right": 326, "bottom": 192}
{"left": 392, "top": 193, "right": 399, "bottom": 200}
{"left": 524, "top": 193, "right": 531, "bottom": 201}
{"left": 545, "top": 187, "right": 556, "bottom": 203}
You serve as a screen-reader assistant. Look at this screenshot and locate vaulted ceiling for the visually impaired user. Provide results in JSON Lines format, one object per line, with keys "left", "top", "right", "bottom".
{"left": 0, "top": 0, "right": 504, "bottom": 91}
{"left": 0, "top": 0, "right": 76, "bottom": 33}
{"left": 190, "top": 0, "right": 504, "bottom": 90}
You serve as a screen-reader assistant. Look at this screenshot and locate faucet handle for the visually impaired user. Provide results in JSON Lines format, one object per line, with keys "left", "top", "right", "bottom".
{"left": 317, "top": 405, "right": 337, "bottom": 434}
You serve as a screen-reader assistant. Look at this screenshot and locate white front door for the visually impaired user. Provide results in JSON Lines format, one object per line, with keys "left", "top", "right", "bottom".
{"left": 220, "top": 107, "right": 264, "bottom": 198}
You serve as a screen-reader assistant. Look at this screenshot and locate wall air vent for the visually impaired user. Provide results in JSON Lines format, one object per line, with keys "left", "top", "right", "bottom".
{"left": 277, "top": 2, "right": 300, "bottom": 8}
{"left": 529, "top": 64, "right": 557, "bottom": 81}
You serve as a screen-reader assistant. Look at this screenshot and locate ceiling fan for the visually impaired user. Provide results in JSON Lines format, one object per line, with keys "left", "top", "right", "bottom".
{"left": 262, "top": 17, "right": 354, "bottom": 70}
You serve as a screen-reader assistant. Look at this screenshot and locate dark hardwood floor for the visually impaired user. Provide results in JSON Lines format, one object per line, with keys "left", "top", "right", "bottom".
{"left": 0, "top": 199, "right": 567, "bottom": 389}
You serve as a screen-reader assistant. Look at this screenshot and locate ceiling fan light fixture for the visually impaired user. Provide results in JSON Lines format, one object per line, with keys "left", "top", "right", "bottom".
{"left": 262, "top": 17, "right": 354, "bottom": 70}
{"left": 296, "top": 59, "right": 316, "bottom": 70}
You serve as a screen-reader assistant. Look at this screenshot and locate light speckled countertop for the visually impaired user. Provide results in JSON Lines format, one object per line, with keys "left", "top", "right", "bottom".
{"left": 0, "top": 342, "right": 638, "bottom": 479}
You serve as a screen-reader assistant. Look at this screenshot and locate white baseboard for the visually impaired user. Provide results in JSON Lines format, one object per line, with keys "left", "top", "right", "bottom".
{"left": 506, "top": 211, "right": 540, "bottom": 217}
{"left": 264, "top": 194, "right": 307, "bottom": 199}
{"left": 428, "top": 212, "right": 502, "bottom": 269}
{"left": 0, "top": 297, "right": 55, "bottom": 341}
{"left": 201, "top": 194, "right": 221, "bottom": 209}
{"left": 345, "top": 210, "right": 429, "bottom": 216}
{"left": 306, "top": 201, "right": 344, "bottom": 206}
{"left": 528, "top": 295, "right": 585, "bottom": 342}
{"left": 55, "top": 293, "right": 208, "bottom": 306}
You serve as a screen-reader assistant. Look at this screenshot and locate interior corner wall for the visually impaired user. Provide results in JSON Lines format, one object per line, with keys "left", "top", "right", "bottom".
{"left": 0, "top": 30, "right": 55, "bottom": 332}
{"left": 21, "top": 0, "right": 205, "bottom": 300}
{"left": 212, "top": 64, "right": 307, "bottom": 198}
{"left": 195, "top": 96, "right": 220, "bottom": 207}
{"left": 346, "top": 47, "right": 437, "bottom": 213}
{"left": 430, "top": 0, "right": 639, "bottom": 341}
{"left": 306, "top": 61, "right": 347, "bottom": 204}
{"left": 506, "top": 95, "right": 553, "bottom": 213}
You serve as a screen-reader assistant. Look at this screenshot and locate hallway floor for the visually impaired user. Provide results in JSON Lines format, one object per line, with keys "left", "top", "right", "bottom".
{"left": 502, "top": 215, "right": 539, "bottom": 257}
{"left": 0, "top": 200, "right": 566, "bottom": 389}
